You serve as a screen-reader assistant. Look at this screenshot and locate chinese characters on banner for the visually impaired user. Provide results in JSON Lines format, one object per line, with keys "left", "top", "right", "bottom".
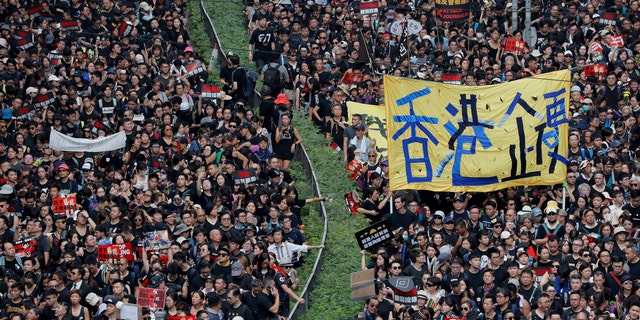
{"left": 52, "top": 196, "right": 77, "bottom": 217}
{"left": 138, "top": 288, "right": 167, "bottom": 309}
{"left": 354, "top": 220, "right": 394, "bottom": 250}
{"left": 609, "top": 35, "right": 624, "bottom": 47}
{"left": 384, "top": 70, "right": 570, "bottom": 192}
{"left": 98, "top": 243, "right": 135, "bottom": 261}
{"left": 504, "top": 38, "right": 527, "bottom": 53}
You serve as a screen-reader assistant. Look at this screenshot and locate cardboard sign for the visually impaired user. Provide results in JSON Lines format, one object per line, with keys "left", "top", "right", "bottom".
{"left": 355, "top": 219, "right": 394, "bottom": 250}
{"left": 137, "top": 287, "right": 166, "bottom": 309}
{"left": 60, "top": 20, "right": 80, "bottom": 32}
{"left": 201, "top": 85, "right": 222, "bottom": 99}
{"left": 51, "top": 196, "right": 77, "bottom": 214}
{"left": 504, "top": 38, "right": 527, "bottom": 53}
{"left": 143, "top": 230, "right": 171, "bottom": 251}
{"left": 98, "top": 243, "right": 135, "bottom": 261}
{"left": 345, "top": 192, "right": 359, "bottom": 215}
{"left": 584, "top": 64, "right": 607, "bottom": 77}
{"left": 186, "top": 63, "right": 205, "bottom": 77}
{"left": 233, "top": 168, "right": 257, "bottom": 185}
{"left": 340, "top": 71, "right": 365, "bottom": 86}
{"left": 119, "top": 22, "right": 133, "bottom": 37}
{"left": 33, "top": 92, "right": 56, "bottom": 109}
{"left": 610, "top": 35, "right": 624, "bottom": 47}
{"left": 15, "top": 237, "right": 38, "bottom": 257}
{"left": 350, "top": 269, "right": 376, "bottom": 302}
{"left": 120, "top": 303, "right": 142, "bottom": 320}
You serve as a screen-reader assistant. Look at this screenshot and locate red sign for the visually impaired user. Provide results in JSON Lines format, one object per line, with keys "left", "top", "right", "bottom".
{"left": 98, "top": 243, "right": 135, "bottom": 261}
{"left": 610, "top": 35, "right": 624, "bottom": 47}
{"left": 442, "top": 73, "right": 462, "bottom": 85}
{"left": 186, "top": 63, "right": 205, "bottom": 77}
{"left": 584, "top": 64, "right": 607, "bottom": 77}
{"left": 51, "top": 196, "right": 77, "bottom": 214}
{"left": 589, "top": 41, "right": 602, "bottom": 53}
{"left": 118, "top": 22, "right": 133, "bottom": 37}
{"left": 15, "top": 237, "right": 38, "bottom": 257}
{"left": 33, "top": 92, "right": 55, "bottom": 110}
{"left": 504, "top": 38, "right": 527, "bottom": 53}
{"left": 168, "top": 316, "right": 195, "bottom": 320}
{"left": 60, "top": 20, "right": 80, "bottom": 32}
{"left": 345, "top": 192, "right": 359, "bottom": 215}
{"left": 138, "top": 287, "right": 167, "bottom": 309}
{"left": 340, "top": 71, "right": 365, "bottom": 85}
{"left": 201, "top": 85, "right": 221, "bottom": 99}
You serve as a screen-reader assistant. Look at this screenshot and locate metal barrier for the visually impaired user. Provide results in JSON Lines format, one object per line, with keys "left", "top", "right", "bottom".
{"left": 199, "top": 0, "right": 227, "bottom": 69}
{"left": 198, "top": 3, "right": 328, "bottom": 319}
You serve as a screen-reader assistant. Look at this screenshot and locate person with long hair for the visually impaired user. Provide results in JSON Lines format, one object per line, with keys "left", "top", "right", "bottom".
{"left": 434, "top": 296, "right": 460, "bottom": 320}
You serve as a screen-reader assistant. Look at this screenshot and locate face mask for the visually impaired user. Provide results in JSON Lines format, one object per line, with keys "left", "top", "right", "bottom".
{"left": 402, "top": 235, "right": 410, "bottom": 242}
{"left": 582, "top": 105, "right": 589, "bottom": 112}
{"left": 389, "top": 40, "right": 396, "bottom": 46}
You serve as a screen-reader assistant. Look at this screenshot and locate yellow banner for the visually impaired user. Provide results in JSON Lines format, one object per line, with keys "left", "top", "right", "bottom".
{"left": 347, "top": 101, "right": 388, "bottom": 157}
{"left": 384, "top": 71, "right": 570, "bottom": 192}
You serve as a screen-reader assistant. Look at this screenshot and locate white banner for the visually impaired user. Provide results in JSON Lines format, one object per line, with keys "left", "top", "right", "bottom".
{"left": 50, "top": 130, "right": 127, "bottom": 152}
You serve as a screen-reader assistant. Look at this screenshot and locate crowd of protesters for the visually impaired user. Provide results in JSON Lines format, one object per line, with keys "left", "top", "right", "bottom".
{"left": 226, "top": 0, "right": 640, "bottom": 319}
{"left": 0, "top": 0, "right": 339, "bottom": 318}
{"left": 6, "top": 0, "right": 640, "bottom": 318}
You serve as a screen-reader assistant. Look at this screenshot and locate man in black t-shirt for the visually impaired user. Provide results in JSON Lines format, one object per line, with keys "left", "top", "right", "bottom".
{"left": 241, "top": 279, "right": 279, "bottom": 320}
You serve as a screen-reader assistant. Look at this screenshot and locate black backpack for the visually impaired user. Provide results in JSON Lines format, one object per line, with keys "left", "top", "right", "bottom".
{"left": 263, "top": 63, "right": 283, "bottom": 90}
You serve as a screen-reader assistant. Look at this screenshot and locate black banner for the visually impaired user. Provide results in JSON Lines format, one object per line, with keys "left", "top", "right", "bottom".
{"left": 435, "top": 0, "right": 470, "bottom": 22}
{"left": 355, "top": 219, "right": 394, "bottom": 250}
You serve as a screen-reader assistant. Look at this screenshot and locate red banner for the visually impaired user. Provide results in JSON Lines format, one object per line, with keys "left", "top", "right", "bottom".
{"left": 15, "top": 237, "right": 38, "bottom": 257}
{"left": 118, "top": 22, "right": 133, "bottom": 37}
{"left": 442, "top": 73, "right": 462, "bottom": 85}
{"left": 51, "top": 196, "right": 77, "bottom": 214}
{"left": 201, "top": 85, "right": 222, "bottom": 99}
{"left": 60, "top": 20, "right": 80, "bottom": 32}
{"left": 345, "top": 192, "right": 359, "bottom": 215}
{"left": 610, "top": 35, "right": 624, "bottom": 47}
{"left": 584, "top": 64, "right": 607, "bottom": 77}
{"left": 138, "top": 287, "right": 167, "bottom": 308}
{"left": 340, "top": 71, "right": 365, "bottom": 85}
{"left": 98, "top": 243, "right": 135, "bottom": 261}
{"left": 504, "top": 38, "right": 527, "bottom": 53}
{"left": 168, "top": 316, "right": 195, "bottom": 320}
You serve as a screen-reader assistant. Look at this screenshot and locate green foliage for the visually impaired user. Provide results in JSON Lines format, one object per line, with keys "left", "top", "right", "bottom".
{"left": 290, "top": 111, "right": 370, "bottom": 319}
{"left": 185, "top": 1, "right": 214, "bottom": 82}
{"left": 192, "top": 0, "right": 368, "bottom": 315}
{"left": 202, "top": 0, "right": 252, "bottom": 71}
